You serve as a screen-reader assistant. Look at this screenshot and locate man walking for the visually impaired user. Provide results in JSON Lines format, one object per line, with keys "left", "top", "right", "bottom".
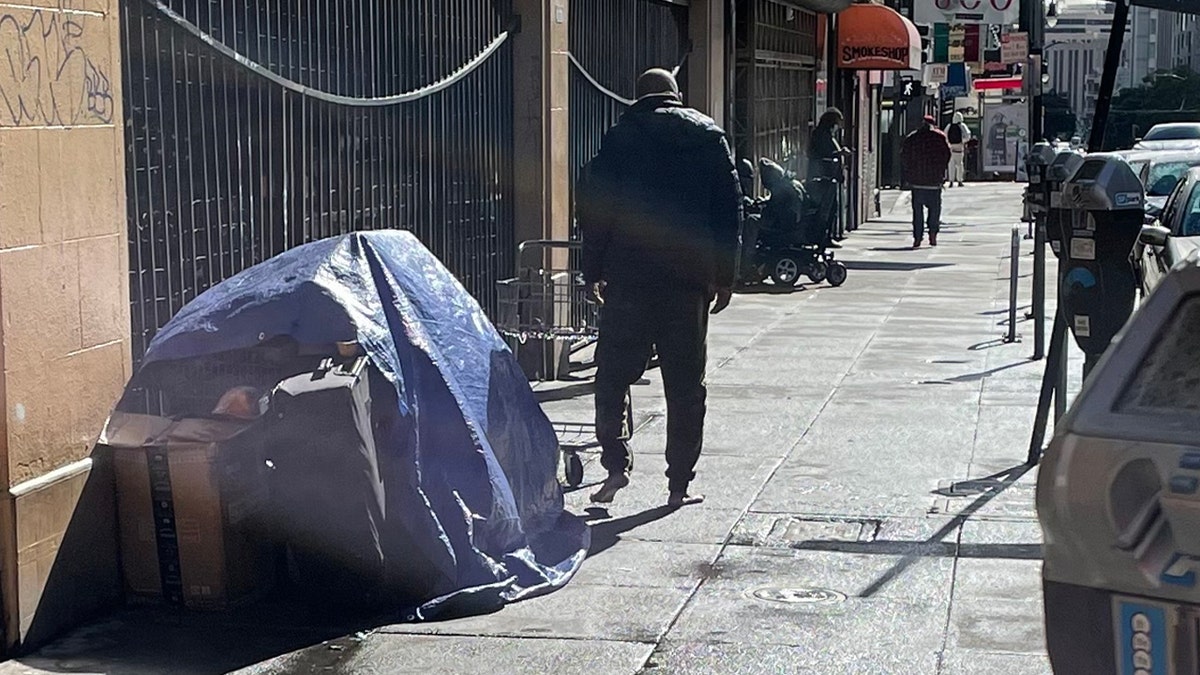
{"left": 901, "top": 115, "right": 952, "bottom": 249}
{"left": 576, "top": 68, "right": 741, "bottom": 507}
{"left": 945, "top": 112, "right": 971, "bottom": 188}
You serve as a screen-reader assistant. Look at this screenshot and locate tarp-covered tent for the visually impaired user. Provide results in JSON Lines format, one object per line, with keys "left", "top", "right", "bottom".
{"left": 135, "top": 231, "right": 589, "bottom": 619}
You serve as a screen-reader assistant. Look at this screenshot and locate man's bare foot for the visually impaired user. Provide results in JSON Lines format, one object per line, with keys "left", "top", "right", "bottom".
{"left": 590, "top": 473, "right": 630, "bottom": 503}
{"left": 668, "top": 491, "right": 705, "bottom": 507}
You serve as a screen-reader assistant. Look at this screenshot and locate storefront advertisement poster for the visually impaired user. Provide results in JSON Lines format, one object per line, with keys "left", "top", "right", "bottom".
{"left": 983, "top": 102, "right": 1029, "bottom": 173}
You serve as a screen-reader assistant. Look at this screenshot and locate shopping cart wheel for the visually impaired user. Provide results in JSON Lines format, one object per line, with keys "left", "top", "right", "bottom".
{"left": 827, "top": 261, "right": 848, "bottom": 287}
{"left": 564, "top": 451, "right": 585, "bottom": 488}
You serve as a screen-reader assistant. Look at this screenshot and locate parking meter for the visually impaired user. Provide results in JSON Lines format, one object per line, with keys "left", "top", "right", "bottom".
{"left": 1038, "top": 257, "right": 1200, "bottom": 675}
{"left": 1058, "top": 154, "right": 1144, "bottom": 369}
{"left": 1024, "top": 142, "right": 1057, "bottom": 217}
{"left": 1045, "top": 149, "right": 1086, "bottom": 258}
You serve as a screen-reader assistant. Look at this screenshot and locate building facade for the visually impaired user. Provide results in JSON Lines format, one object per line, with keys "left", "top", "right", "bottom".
{"left": 1044, "top": 1, "right": 1129, "bottom": 133}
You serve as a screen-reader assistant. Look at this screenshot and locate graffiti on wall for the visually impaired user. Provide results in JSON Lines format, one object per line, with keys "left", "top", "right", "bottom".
{"left": 0, "top": 7, "right": 114, "bottom": 127}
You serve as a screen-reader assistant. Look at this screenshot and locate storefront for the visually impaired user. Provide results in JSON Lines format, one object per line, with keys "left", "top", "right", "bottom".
{"left": 833, "top": 1, "right": 921, "bottom": 230}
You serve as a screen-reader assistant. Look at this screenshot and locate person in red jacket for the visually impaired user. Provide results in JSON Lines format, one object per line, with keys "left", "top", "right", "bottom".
{"left": 901, "top": 115, "right": 953, "bottom": 249}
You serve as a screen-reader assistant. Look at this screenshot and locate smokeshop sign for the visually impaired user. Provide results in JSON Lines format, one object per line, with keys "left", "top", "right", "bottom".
{"left": 837, "top": 3, "right": 922, "bottom": 71}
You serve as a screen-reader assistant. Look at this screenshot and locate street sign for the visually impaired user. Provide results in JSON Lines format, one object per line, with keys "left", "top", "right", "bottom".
{"left": 925, "top": 63, "right": 950, "bottom": 84}
{"left": 1001, "top": 32, "right": 1028, "bottom": 65}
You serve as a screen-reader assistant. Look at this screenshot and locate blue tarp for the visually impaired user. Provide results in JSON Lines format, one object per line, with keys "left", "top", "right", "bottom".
{"left": 141, "top": 231, "right": 589, "bottom": 619}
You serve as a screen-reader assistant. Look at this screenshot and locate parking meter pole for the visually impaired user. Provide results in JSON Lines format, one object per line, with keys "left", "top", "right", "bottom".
{"left": 1027, "top": 309, "right": 1069, "bottom": 465}
{"left": 1082, "top": 353, "right": 1100, "bottom": 382}
{"left": 1054, "top": 320, "right": 1068, "bottom": 420}
{"left": 1005, "top": 227, "right": 1021, "bottom": 344}
{"left": 1033, "top": 219, "right": 1047, "bottom": 360}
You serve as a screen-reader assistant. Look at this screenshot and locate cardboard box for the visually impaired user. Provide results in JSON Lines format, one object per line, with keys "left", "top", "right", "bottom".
{"left": 100, "top": 412, "right": 274, "bottom": 610}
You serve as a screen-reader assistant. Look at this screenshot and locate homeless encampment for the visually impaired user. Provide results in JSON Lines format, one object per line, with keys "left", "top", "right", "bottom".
{"left": 107, "top": 231, "right": 589, "bottom": 620}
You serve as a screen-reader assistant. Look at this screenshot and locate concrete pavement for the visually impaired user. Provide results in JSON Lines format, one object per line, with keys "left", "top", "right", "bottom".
{"left": 1, "top": 183, "right": 1063, "bottom": 674}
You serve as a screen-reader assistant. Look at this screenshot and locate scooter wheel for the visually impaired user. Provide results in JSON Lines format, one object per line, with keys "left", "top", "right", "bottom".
{"left": 807, "top": 261, "right": 828, "bottom": 284}
{"left": 771, "top": 257, "right": 801, "bottom": 286}
{"left": 564, "top": 452, "right": 584, "bottom": 488}
{"left": 827, "top": 261, "right": 848, "bottom": 287}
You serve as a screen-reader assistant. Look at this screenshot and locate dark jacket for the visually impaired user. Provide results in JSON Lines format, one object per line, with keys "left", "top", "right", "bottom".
{"left": 901, "top": 126, "right": 952, "bottom": 189}
{"left": 807, "top": 125, "right": 843, "bottom": 179}
{"left": 577, "top": 97, "right": 742, "bottom": 290}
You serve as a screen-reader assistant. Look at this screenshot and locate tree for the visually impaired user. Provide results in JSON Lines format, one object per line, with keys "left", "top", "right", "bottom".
{"left": 1042, "top": 92, "right": 1077, "bottom": 142}
{"left": 1104, "top": 67, "right": 1200, "bottom": 150}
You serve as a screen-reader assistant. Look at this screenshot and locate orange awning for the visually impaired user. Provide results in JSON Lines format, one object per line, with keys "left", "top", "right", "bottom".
{"left": 836, "top": 3, "right": 921, "bottom": 71}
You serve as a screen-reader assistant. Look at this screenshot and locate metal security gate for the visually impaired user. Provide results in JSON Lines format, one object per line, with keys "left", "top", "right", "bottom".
{"left": 122, "top": 0, "right": 516, "bottom": 366}
{"left": 567, "top": 0, "right": 691, "bottom": 226}
{"left": 733, "top": 0, "right": 819, "bottom": 173}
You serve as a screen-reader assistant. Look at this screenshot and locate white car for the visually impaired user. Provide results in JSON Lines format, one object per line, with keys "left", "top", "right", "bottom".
{"left": 1133, "top": 123, "right": 1200, "bottom": 152}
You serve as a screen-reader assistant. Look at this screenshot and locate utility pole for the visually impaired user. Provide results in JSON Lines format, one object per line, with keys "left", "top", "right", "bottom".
{"left": 1021, "top": 0, "right": 1046, "bottom": 141}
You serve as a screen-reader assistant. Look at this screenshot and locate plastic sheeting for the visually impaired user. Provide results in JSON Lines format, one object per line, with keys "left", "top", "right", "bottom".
{"left": 142, "top": 231, "right": 589, "bottom": 619}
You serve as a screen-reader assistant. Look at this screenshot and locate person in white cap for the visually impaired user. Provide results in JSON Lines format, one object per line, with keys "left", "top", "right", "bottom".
{"left": 576, "top": 68, "right": 741, "bottom": 508}
{"left": 945, "top": 112, "right": 971, "bottom": 188}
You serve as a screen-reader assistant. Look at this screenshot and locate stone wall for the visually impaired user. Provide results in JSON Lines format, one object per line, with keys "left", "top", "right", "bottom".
{"left": 0, "top": 0, "right": 128, "bottom": 653}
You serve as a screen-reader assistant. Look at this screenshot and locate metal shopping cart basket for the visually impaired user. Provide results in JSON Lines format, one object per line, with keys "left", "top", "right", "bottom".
{"left": 495, "top": 240, "right": 633, "bottom": 487}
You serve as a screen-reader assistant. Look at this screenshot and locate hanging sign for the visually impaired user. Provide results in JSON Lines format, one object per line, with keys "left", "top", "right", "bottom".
{"left": 949, "top": 25, "right": 966, "bottom": 63}
{"left": 1001, "top": 32, "right": 1028, "bottom": 65}
{"left": 933, "top": 23, "right": 950, "bottom": 62}
{"left": 925, "top": 63, "right": 950, "bottom": 84}
{"left": 914, "top": 0, "right": 1020, "bottom": 27}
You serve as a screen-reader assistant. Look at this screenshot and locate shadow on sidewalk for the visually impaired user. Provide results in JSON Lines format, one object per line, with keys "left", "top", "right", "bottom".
{"left": 787, "top": 464, "right": 1036, "bottom": 597}
{"left": 845, "top": 261, "right": 954, "bottom": 272}
{"left": 535, "top": 382, "right": 595, "bottom": 403}
{"left": 584, "top": 506, "right": 677, "bottom": 558}
{"left": 941, "top": 360, "right": 1035, "bottom": 384}
{"left": 735, "top": 284, "right": 806, "bottom": 295}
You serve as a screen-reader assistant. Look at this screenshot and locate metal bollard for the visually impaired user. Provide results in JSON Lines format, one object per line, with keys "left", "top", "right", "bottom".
{"left": 1005, "top": 226, "right": 1021, "bottom": 344}
{"left": 1031, "top": 216, "right": 1047, "bottom": 360}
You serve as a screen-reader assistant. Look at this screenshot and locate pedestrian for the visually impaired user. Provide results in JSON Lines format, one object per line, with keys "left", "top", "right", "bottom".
{"left": 806, "top": 108, "right": 850, "bottom": 249}
{"left": 737, "top": 158, "right": 761, "bottom": 286}
{"left": 945, "top": 112, "right": 971, "bottom": 187}
{"left": 901, "top": 114, "right": 952, "bottom": 249}
{"left": 575, "top": 67, "right": 741, "bottom": 508}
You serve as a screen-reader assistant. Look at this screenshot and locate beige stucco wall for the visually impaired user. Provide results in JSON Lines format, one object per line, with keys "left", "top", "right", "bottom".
{"left": 0, "top": 0, "right": 128, "bottom": 652}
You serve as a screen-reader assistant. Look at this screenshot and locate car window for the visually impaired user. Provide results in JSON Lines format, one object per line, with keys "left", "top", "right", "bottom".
{"left": 1161, "top": 179, "right": 1188, "bottom": 229}
{"left": 1147, "top": 161, "right": 1199, "bottom": 196}
{"left": 1182, "top": 184, "right": 1200, "bottom": 237}
{"left": 1145, "top": 126, "right": 1200, "bottom": 141}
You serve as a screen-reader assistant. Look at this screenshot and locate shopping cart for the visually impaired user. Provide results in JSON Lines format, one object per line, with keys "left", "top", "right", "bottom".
{"left": 495, "top": 240, "right": 633, "bottom": 487}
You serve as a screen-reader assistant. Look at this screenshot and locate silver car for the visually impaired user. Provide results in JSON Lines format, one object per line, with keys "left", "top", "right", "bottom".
{"left": 1137, "top": 166, "right": 1200, "bottom": 295}
{"left": 1133, "top": 123, "right": 1200, "bottom": 152}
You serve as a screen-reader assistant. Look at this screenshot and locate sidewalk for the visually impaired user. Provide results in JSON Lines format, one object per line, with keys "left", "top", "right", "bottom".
{"left": 1, "top": 183, "right": 1057, "bottom": 674}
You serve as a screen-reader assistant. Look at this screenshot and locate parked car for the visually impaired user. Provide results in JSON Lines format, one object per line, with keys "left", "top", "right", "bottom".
{"left": 1135, "top": 167, "right": 1200, "bottom": 295}
{"left": 1137, "top": 151, "right": 1200, "bottom": 220}
{"left": 1113, "top": 149, "right": 1200, "bottom": 222}
{"left": 1132, "top": 123, "right": 1200, "bottom": 152}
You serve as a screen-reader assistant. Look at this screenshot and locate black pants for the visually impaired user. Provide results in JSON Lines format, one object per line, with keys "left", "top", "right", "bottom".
{"left": 911, "top": 188, "right": 942, "bottom": 241}
{"left": 594, "top": 286, "right": 709, "bottom": 492}
{"left": 739, "top": 215, "right": 760, "bottom": 282}
{"left": 807, "top": 179, "right": 839, "bottom": 245}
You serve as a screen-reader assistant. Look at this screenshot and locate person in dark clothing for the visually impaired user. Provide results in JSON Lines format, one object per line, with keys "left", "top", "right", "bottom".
{"left": 806, "top": 108, "right": 849, "bottom": 249}
{"left": 901, "top": 115, "right": 952, "bottom": 249}
{"left": 757, "top": 158, "right": 808, "bottom": 244}
{"left": 576, "top": 68, "right": 741, "bottom": 507}
{"left": 737, "top": 159, "right": 760, "bottom": 285}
